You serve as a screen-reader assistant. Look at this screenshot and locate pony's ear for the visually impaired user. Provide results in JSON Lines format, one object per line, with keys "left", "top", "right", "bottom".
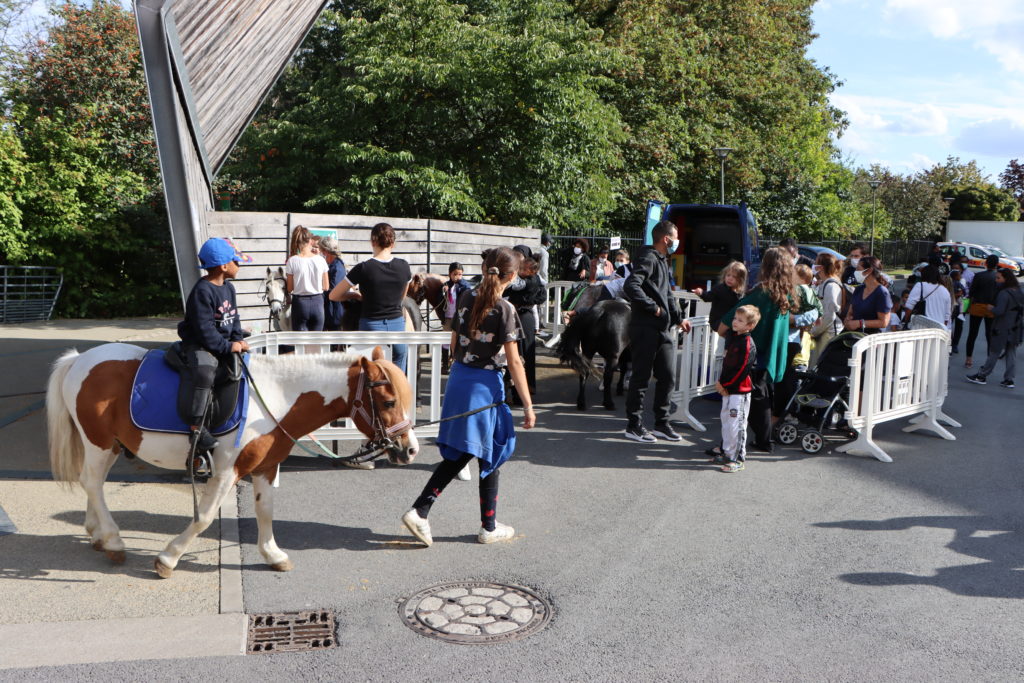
{"left": 371, "top": 346, "right": 385, "bottom": 361}
{"left": 266, "top": 267, "right": 272, "bottom": 276}
{"left": 277, "top": 266, "right": 284, "bottom": 276}
{"left": 358, "top": 355, "right": 372, "bottom": 374}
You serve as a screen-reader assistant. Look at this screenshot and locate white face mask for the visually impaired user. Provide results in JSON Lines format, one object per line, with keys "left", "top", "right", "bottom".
{"left": 849, "top": 257, "right": 860, "bottom": 269}
{"left": 573, "top": 247, "right": 582, "bottom": 255}
{"left": 598, "top": 257, "right": 607, "bottom": 264}
{"left": 668, "top": 239, "right": 680, "bottom": 254}
{"left": 854, "top": 269, "right": 868, "bottom": 284}
{"left": 812, "top": 264, "right": 821, "bottom": 275}
{"left": 792, "top": 256, "right": 799, "bottom": 265}
{"left": 614, "top": 260, "right": 626, "bottom": 267}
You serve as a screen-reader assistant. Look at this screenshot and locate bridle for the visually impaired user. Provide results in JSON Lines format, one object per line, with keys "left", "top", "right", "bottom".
{"left": 348, "top": 365, "right": 412, "bottom": 458}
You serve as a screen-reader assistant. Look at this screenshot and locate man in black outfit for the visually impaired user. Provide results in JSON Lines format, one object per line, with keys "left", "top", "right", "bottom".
{"left": 965, "top": 254, "right": 1000, "bottom": 368}
{"left": 779, "top": 237, "right": 814, "bottom": 268}
{"left": 623, "top": 220, "right": 691, "bottom": 443}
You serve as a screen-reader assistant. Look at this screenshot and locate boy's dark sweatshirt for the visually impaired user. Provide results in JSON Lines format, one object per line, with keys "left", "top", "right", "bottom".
{"left": 719, "top": 329, "right": 756, "bottom": 394}
{"left": 701, "top": 282, "right": 741, "bottom": 331}
{"left": 177, "top": 279, "right": 243, "bottom": 356}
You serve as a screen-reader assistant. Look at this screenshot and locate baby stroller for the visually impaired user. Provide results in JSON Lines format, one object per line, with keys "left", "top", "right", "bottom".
{"left": 773, "top": 331, "right": 865, "bottom": 453}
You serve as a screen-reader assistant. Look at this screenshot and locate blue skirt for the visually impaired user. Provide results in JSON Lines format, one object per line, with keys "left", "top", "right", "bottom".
{"left": 438, "top": 362, "right": 516, "bottom": 478}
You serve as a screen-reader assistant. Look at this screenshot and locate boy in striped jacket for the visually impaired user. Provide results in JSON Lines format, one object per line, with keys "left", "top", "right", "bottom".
{"left": 714, "top": 305, "right": 761, "bottom": 472}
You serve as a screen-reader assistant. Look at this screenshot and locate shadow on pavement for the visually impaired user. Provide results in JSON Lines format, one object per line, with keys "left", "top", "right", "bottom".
{"left": 816, "top": 515, "right": 1024, "bottom": 599}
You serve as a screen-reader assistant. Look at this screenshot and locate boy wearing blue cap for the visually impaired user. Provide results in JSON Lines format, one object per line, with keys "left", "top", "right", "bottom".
{"left": 177, "top": 238, "right": 250, "bottom": 474}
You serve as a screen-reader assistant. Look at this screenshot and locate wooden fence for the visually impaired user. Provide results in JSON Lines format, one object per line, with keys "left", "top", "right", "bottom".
{"left": 204, "top": 211, "right": 541, "bottom": 324}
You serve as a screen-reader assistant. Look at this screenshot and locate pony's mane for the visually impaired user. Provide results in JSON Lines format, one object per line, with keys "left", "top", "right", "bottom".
{"left": 248, "top": 352, "right": 363, "bottom": 372}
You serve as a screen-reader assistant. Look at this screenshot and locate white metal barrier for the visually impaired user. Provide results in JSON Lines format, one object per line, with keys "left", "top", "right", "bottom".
{"left": 836, "top": 328, "right": 960, "bottom": 463}
{"left": 669, "top": 316, "right": 724, "bottom": 431}
{"left": 540, "top": 280, "right": 579, "bottom": 344}
{"left": 246, "top": 331, "right": 451, "bottom": 450}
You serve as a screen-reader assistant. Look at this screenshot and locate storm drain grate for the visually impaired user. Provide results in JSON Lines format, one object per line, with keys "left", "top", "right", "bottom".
{"left": 247, "top": 610, "right": 336, "bottom": 654}
{"left": 400, "top": 581, "right": 553, "bottom": 644}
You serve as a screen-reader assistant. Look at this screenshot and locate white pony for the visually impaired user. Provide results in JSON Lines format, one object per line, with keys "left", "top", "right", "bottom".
{"left": 261, "top": 266, "right": 292, "bottom": 332}
{"left": 47, "top": 343, "right": 418, "bottom": 578}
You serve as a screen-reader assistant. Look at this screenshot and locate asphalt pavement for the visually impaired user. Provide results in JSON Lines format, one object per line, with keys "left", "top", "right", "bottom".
{"left": 1, "top": 318, "right": 1022, "bottom": 680}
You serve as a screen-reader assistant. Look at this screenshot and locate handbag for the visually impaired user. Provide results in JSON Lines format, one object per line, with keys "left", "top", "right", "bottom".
{"left": 968, "top": 301, "right": 994, "bottom": 318}
{"left": 911, "top": 283, "right": 936, "bottom": 317}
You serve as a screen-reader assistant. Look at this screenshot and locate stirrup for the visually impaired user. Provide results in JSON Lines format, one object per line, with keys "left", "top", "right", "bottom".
{"left": 191, "top": 452, "right": 213, "bottom": 477}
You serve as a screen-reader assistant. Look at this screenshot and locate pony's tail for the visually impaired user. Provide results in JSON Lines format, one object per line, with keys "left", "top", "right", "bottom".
{"left": 556, "top": 306, "right": 601, "bottom": 377}
{"left": 48, "top": 349, "right": 84, "bottom": 489}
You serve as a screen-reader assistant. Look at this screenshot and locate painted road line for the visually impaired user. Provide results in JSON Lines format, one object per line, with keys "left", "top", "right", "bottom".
{"left": 0, "top": 399, "right": 44, "bottom": 430}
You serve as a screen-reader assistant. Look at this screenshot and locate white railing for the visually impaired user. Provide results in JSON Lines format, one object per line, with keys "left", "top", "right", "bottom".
{"left": 670, "top": 316, "right": 724, "bottom": 431}
{"left": 835, "top": 329, "right": 960, "bottom": 463}
{"left": 671, "top": 290, "right": 709, "bottom": 319}
{"left": 540, "top": 280, "right": 579, "bottom": 344}
{"left": 246, "top": 331, "right": 451, "bottom": 449}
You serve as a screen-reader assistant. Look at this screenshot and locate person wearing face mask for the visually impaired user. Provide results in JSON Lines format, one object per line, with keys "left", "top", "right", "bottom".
{"left": 562, "top": 238, "right": 591, "bottom": 282}
{"left": 843, "top": 254, "right": 892, "bottom": 334}
{"left": 589, "top": 247, "right": 614, "bottom": 282}
{"left": 841, "top": 243, "right": 866, "bottom": 290}
{"left": 537, "top": 233, "right": 551, "bottom": 285}
{"left": 612, "top": 249, "right": 632, "bottom": 279}
{"left": 778, "top": 237, "right": 814, "bottom": 269}
{"left": 622, "top": 220, "right": 691, "bottom": 443}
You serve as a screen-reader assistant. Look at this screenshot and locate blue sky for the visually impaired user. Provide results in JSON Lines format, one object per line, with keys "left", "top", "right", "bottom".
{"left": 807, "top": 0, "right": 1024, "bottom": 181}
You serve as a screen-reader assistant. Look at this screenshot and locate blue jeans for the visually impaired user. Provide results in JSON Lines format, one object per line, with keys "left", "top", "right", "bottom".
{"left": 359, "top": 316, "right": 407, "bottom": 373}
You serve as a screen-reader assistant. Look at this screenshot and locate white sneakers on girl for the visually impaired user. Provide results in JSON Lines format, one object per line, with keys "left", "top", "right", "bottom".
{"left": 402, "top": 509, "right": 433, "bottom": 547}
{"left": 478, "top": 522, "right": 515, "bottom": 544}
{"left": 456, "top": 464, "right": 472, "bottom": 481}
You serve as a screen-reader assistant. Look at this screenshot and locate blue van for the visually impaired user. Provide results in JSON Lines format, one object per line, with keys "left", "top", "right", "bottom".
{"left": 644, "top": 200, "right": 762, "bottom": 289}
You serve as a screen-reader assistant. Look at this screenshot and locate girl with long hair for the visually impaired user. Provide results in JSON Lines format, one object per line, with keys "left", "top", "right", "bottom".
{"left": 966, "top": 268, "right": 1023, "bottom": 388}
{"left": 809, "top": 252, "right": 845, "bottom": 365}
{"left": 285, "top": 225, "right": 329, "bottom": 332}
{"left": 700, "top": 260, "right": 748, "bottom": 331}
{"left": 715, "top": 247, "right": 801, "bottom": 453}
{"left": 402, "top": 247, "right": 535, "bottom": 547}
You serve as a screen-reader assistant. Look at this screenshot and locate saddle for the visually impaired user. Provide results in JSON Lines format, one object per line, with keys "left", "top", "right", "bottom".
{"left": 129, "top": 344, "right": 248, "bottom": 437}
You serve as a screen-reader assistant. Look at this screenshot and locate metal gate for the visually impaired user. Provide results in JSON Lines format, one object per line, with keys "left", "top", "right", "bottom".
{"left": 0, "top": 266, "right": 63, "bottom": 323}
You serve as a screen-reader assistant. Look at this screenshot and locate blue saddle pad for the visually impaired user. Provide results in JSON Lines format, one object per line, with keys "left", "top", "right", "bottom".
{"left": 130, "top": 350, "right": 248, "bottom": 436}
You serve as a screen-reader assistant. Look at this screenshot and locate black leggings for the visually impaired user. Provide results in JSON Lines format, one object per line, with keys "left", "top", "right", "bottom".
{"left": 413, "top": 454, "right": 500, "bottom": 531}
{"left": 965, "top": 314, "right": 993, "bottom": 358}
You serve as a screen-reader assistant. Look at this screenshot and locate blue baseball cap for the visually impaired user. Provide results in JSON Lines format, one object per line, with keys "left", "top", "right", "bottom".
{"left": 198, "top": 238, "right": 250, "bottom": 269}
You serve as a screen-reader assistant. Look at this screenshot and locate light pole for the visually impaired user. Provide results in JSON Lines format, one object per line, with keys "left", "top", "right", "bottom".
{"left": 713, "top": 147, "right": 732, "bottom": 204}
{"left": 943, "top": 196, "right": 955, "bottom": 239}
{"left": 868, "top": 179, "right": 881, "bottom": 254}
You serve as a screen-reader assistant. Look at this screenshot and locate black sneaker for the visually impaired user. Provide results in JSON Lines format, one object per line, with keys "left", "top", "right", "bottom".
{"left": 1000, "top": 379, "right": 1015, "bottom": 389}
{"left": 189, "top": 427, "right": 219, "bottom": 453}
{"left": 624, "top": 426, "right": 656, "bottom": 443}
{"left": 965, "top": 374, "right": 987, "bottom": 385}
{"left": 652, "top": 423, "right": 682, "bottom": 441}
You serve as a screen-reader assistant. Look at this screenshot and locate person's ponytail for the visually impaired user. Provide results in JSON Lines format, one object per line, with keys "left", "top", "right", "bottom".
{"left": 469, "top": 247, "right": 521, "bottom": 332}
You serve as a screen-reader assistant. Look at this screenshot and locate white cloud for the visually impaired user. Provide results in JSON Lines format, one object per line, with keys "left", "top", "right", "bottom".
{"left": 834, "top": 95, "right": 948, "bottom": 136}
{"left": 954, "top": 118, "right": 1024, "bottom": 158}
{"left": 884, "top": 0, "right": 1024, "bottom": 73}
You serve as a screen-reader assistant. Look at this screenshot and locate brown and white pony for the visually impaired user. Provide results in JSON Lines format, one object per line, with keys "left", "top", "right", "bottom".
{"left": 47, "top": 343, "right": 418, "bottom": 578}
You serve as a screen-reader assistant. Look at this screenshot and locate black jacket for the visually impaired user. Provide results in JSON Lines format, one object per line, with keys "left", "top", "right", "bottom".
{"left": 701, "top": 282, "right": 741, "bottom": 330}
{"left": 623, "top": 246, "right": 681, "bottom": 330}
{"left": 969, "top": 269, "right": 998, "bottom": 306}
{"left": 506, "top": 275, "right": 547, "bottom": 312}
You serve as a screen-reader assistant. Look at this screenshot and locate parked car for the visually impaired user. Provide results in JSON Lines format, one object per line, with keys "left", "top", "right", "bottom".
{"left": 936, "top": 242, "right": 1021, "bottom": 276}
{"left": 798, "top": 245, "right": 846, "bottom": 264}
{"left": 981, "top": 245, "right": 1024, "bottom": 275}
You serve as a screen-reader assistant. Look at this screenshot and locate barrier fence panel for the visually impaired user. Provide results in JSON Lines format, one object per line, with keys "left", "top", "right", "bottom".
{"left": 540, "top": 280, "right": 577, "bottom": 343}
{"left": 836, "top": 329, "right": 960, "bottom": 463}
{"left": 1, "top": 265, "right": 63, "bottom": 323}
{"left": 670, "top": 316, "right": 723, "bottom": 431}
{"left": 246, "top": 331, "right": 450, "bottom": 451}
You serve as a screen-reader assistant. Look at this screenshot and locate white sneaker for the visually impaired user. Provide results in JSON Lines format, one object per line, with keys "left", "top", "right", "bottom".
{"left": 456, "top": 464, "right": 472, "bottom": 481}
{"left": 478, "top": 522, "right": 515, "bottom": 544}
{"left": 342, "top": 459, "right": 375, "bottom": 470}
{"left": 402, "top": 509, "right": 433, "bottom": 546}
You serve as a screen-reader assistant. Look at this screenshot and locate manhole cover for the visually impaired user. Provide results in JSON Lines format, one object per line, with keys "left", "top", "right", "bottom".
{"left": 247, "top": 610, "right": 336, "bottom": 654}
{"left": 399, "top": 581, "right": 552, "bottom": 644}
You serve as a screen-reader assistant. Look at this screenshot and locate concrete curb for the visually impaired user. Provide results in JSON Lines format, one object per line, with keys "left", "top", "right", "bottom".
{"left": 0, "top": 487, "right": 249, "bottom": 670}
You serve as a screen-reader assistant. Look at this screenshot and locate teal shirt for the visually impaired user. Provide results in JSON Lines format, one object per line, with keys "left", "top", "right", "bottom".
{"left": 719, "top": 287, "right": 791, "bottom": 383}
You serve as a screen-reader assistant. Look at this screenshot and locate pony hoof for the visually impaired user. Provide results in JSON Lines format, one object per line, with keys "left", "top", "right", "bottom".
{"left": 91, "top": 539, "right": 104, "bottom": 551}
{"left": 271, "top": 559, "right": 294, "bottom": 572}
{"left": 106, "top": 549, "right": 126, "bottom": 564}
{"left": 154, "top": 558, "right": 174, "bottom": 579}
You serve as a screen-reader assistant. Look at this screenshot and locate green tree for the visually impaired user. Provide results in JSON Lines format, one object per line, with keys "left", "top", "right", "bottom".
{"left": 226, "top": 0, "right": 622, "bottom": 233}
{"left": 998, "top": 159, "right": 1024, "bottom": 220}
{"left": 947, "top": 185, "right": 1020, "bottom": 222}
{"left": 920, "top": 156, "right": 989, "bottom": 194}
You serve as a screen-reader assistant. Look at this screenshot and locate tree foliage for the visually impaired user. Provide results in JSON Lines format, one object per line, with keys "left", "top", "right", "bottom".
{"left": 947, "top": 185, "right": 1020, "bottom": 222}
{"left": 0, "top": 1, "right": 178, "bottom": 317}
{"left": 226, "top": 0, "right": 622, "bottom": 233}
{"left": 999, "top": 159, "right": 1024, "bottom": 220}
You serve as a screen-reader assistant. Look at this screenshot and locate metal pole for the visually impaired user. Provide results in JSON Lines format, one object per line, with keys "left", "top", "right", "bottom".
{"left": 870, "top": 189, "right": 877, "bottom": 255}
{"left": 719, "top": 157, "right": 726, "bottom": 204}
{"left": 426, "top": 218, "right": 432, "bottom": 274}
